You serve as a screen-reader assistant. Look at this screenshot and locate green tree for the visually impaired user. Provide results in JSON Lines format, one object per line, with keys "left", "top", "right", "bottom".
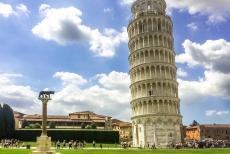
{"left": 28, "top": 123, "right": 41, "bottom": 129}
{"left": 190, "top": 120, "right": 199, "bottom": 126}
{"left": 21, "top": 119, "right": 29, "bottom": 128}
{"left": 81, "top": 123, "right": 86, "bottom": 129}
{"left": 49, "top": 122, "right": 56, "bottom": 129}
{"left": 0, "top": 104, "right": 6, "bottom": 139}
{"left": 3, "top": 104, "right": 15, "bottom": 138}
{"left": 91, "top": 123, "right": 97, "bottom": 129}
{"left": 86, "top": 125, "right": 91, "bottom": 129}
{"left": 34, "top": 123, "right": 41, "bottom": 129}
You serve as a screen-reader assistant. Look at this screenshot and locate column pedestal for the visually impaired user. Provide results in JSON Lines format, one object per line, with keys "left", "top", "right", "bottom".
{"left": 31, "top": 135, "right": 57, "bottom": 154}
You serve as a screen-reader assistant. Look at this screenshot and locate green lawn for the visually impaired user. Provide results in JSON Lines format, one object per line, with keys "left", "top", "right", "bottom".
{"left": 0, "top": 149, "right": 230, "bottom": 154}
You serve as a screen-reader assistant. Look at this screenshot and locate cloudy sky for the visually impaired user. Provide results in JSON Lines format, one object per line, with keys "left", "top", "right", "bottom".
{"left": 0, "top": 0, "right": 230, "bottom": 125}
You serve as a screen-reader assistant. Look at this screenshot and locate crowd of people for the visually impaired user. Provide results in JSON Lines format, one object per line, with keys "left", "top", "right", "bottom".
{"left": 183, "top": 140, "right": 230, "bottom": 148}
{"left": 54, "top": 140, "right": 86, "bottom": 149}
{"left": 54, "top": 140, "right": 106, "bottom": 149}
{"left": 0, "top": 139, "right": 21, "bottom": 148}
{"left": 1, "top": 138, "right": 230, "bottom": 149}
{"left": 167, "top": 140, "right": 230, "bottom": 149}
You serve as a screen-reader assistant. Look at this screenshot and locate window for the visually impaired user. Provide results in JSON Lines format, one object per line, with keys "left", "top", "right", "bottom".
{"left": 149, "top": 91, "right": 152, "bottom": 96}
{"left": 149, "top": 86, "right": 154, "bottom": 96}
{"left": 147, "top": 2, "right": 151, "bottom": 10}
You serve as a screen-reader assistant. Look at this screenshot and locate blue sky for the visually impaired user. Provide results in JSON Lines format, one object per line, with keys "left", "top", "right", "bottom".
{"left": 0, "top": 0, "right": 230, "bottom": 125}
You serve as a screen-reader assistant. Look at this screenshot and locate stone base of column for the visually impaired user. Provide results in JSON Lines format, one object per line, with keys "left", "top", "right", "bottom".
{"left": 31, "top": 135, "right": 58, "bottom": 154}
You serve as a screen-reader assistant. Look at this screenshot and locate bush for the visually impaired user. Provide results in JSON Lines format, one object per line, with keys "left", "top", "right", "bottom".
{"left": 91, "top": 123, "right": 97, "bottom": 129}
{"left": 14, "top": 129, "right": 119, "bottom": 143}
{"left": 34, "top": 123, "right": 41, "bottom": 129}
{"left": 28, "top": 123, "right": 41, "bottom": 129}
{"left": 21, "top": 119, "right": 29, "bottom": 129}
{"left": 86, "top": 125, "right": 91, "bottom": 129}
{"left": 49, "top": 122, "right": 56, "bottom": 129}
{"left": 81, "top": 123, "right": 86, "bottom": 129}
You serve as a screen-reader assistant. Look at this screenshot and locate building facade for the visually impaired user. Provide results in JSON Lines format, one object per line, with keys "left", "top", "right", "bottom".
{"left": 127, "top": 0, "right": 182, "bottom": 147}
{"left": 14, "top": 111, "right": 132, "bottom": 141}
{"left": 186, "top": 125, "right": 230, "bottom": 141}
{"left": 15, "top": 111, "right": 112, "bottom": 129}
{"left": 112, "top": 119, "right": 132, "bottom": 142}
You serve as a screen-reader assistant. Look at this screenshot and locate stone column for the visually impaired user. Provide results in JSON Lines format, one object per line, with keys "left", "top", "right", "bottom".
{"left": 42, "top": 101, "right": 48, "bottom": 136}
{"left": 32, "top": 91, "right": 57, "bottom": 154}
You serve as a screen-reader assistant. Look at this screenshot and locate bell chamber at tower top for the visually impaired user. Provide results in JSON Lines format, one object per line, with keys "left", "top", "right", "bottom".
{"left": 131, "top": 0, "right": 166, "bottom": 19}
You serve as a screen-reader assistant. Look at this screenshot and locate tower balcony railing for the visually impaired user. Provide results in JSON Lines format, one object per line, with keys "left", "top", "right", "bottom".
{"left": 128, "top": 10, "right": 171, "bottom": 26}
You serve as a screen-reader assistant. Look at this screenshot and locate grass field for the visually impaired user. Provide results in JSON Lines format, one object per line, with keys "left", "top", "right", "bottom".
{"left": 1, "top": 149, "right": 230, "bottom": 154}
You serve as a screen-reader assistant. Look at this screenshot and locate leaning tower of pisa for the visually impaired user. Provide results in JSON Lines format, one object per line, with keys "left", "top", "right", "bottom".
{"left": 128, "top": 0, "right": 182, "bottom": 148}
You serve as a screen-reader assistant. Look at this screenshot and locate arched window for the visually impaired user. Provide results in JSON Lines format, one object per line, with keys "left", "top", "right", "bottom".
{"left": 147, "top": 2, "right": 151, "bottom": 10}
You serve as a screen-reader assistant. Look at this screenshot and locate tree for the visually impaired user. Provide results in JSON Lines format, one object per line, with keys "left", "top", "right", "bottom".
{"left": 81, "top": 123, "right": 86, "bottom": 129}
{"left": 86, "top": 125, "right": 91, "bottom": 129}
{"left": 190, "top": 120, "right": 199, "bottom": 126}
{"left": 49, "top": 122, "right": 56, "bottom": 129}
{"left": 28, "top": 123, "right": 41, "bottom": 129}
{"left": 21, "top": 119, "right": 29, "bottom": 128}
{"left": 3, "top": 104, "right": 15, "bottom": 138}
{"left": 34, "top": 123, "right": 41, "bottom": 129}
{"left": 0, "top": 104, "right": 6, "bottom": 139}
{"left": 91, "top": 123, "right": 97, "bottom": 129}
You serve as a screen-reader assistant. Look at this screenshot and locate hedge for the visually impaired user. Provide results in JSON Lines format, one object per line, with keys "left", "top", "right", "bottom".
{"left": 14, "top": 129, "right": 119, "bottom": 143}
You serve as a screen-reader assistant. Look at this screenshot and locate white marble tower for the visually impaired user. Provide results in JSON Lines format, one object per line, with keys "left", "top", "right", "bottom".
{"left": 127, "top": 0, "right": 182, "bottom": 148}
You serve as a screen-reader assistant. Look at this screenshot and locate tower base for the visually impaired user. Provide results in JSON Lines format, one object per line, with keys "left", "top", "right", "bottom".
{"left": 31, "top": 135, "right": 58, "bottom": 154}
{"left": 132, "top": 116, "right": 182, "bottom": 148}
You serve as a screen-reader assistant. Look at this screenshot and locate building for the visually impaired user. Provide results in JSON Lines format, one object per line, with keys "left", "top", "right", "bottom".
{"left": 127, "top": 0, "right": 182, "bottom": 147}
{"left": 112, "top": 119, "right": 132, "bottom": 142}
{"left": 186, "top": 124, "right": 230, "bottom": 141}
{"left": 15, "top": 111, "right": 112, "bottom": 129}
{"left": 14, "top": 111, "right": 26, "bottom": 129}
{"left": 14, "top": 111, "right": 132, "bottom": 140}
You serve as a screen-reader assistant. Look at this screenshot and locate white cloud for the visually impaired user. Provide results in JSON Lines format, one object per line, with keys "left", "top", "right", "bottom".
{"left": 166, "top": 0, "right": 230, "bottom": 24}
{"left": 0, "top": 2, "right": 29, "bottom": 18}
{"left": 0, "top": 73, "right": 38, "bottom": 113}
{"left": 205, "top": 110, "right": 229, "bottom": 117}
{"left": 177, "top": 68, "right": 188, "bottom": 78}
{"left": 52, "top": 71, "right": 131, "bottom": 120}
{"left": 0, "top": 71, "right": 131, "bottom": 120}
{"left": 176, "top": 39, "right": 230, "bottom": 73}
{"left": 39, "top": 4, "right": 50, "bottom": 13}
{"left": 177, "top": 39, "right": 230, "bottom": 104}
{"left": 0, "top": 2, "right": 15, "bottom": 17}
{"left": 53, "top": 72, "right": 87, "bottom": 86}
{"left": 120, "top": 0, "right": 230, "bottom": 23}
{"left": 16, "top": 4, "right": 29, "bottom": 15}
{"left": 120, "top": 0, "right": 135, "bottom": 6}
{"left": 32, "top": 5, "right": 128, "bottom": 57}
{"left": 103, "top": 8, "right": 112, "bottom": 13}
{"left": 187, "top": 22, "right": 198, "bottom": 32}
{"left": 96, "top": 71, "right": 130, "bottom": 91}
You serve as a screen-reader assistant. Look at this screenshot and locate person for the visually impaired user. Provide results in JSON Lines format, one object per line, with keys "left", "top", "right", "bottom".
{"left": 93, "top": 140, "right": 96, "bottom": 148}
{"left": 62, "top": 140, "right": 66, "bottom": 148}
{"left": 68, "top": 140, "right": 72, "bottom": 149}
{"left": 57, "top": 140, "right": 61, "bottom": 149}
{"left": 151, "top": 143, "right": 156, "bottom": 149}
{"left": 100, "top": 144, "right": 102, "bottom": 149}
